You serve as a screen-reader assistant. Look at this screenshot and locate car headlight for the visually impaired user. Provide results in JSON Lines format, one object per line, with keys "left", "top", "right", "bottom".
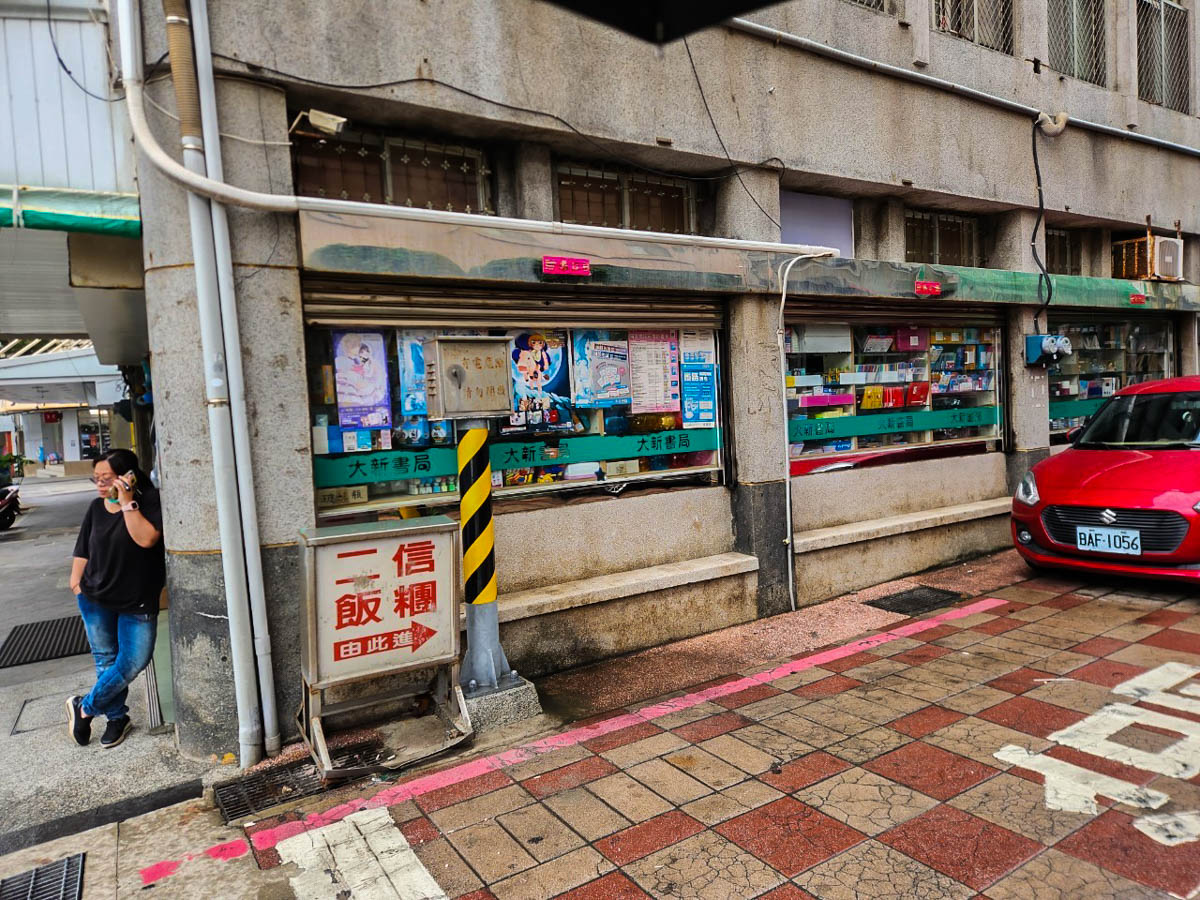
{"left": 1015, "top": 470, "right": 1040, "bottom": 507}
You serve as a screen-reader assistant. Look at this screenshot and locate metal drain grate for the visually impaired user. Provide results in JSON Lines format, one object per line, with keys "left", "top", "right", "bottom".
{"left": 213, "top": 742, "right": 389, "bottom": 823}
{"left": 0, "top": 853, "right": 85, "bottom": 900}
{"left": 0, "top": 617, "right": 89, "bottom": 669}
{"left": 866, "top": 586, "right": 962, "bottom": 616}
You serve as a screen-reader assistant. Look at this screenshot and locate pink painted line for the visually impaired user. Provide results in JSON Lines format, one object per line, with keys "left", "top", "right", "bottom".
{"left": 144, "top": 595, "right": 1004, "bottom": 881}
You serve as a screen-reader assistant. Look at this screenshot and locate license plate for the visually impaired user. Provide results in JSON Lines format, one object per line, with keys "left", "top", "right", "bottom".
{"left": 1076, "top": 526, "right": 1142, "bottom": 555}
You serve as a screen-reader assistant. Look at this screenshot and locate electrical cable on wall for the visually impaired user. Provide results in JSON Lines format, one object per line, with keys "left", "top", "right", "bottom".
{"left": 1030, "top": 117, "right": 1054, "bottom": 333}
{"left": 681, "top": 38, "right": 782, "bottom": 231}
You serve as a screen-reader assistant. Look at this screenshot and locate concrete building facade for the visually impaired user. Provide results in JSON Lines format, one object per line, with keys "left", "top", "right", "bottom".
{"left": 106, "top": 0, "right": 1200, "bottom": 758}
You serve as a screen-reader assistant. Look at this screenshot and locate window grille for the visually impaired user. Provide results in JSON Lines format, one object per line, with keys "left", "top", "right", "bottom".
{"left": 1046, "top": 228, "right": 1083, "bottom": 275}
{"left": 905, "top": 211, "right": 984, "bottom": 267}
{"left": 1137, "top": 0, "right": 1190, "bottom": 113}
{"left": 556, "top": 163, "right": 696, "bottom": 234}
{"left": 384, "top": 138, "right": 492, "bottom": 214}
{"left": 933, "top": 0, "right": 1014, "bottom": 53}
{"left": 843, "top": 0, "right": 885, "bottom": 10}
{"left": 1048, "top": 0, "right": 1107, "bottom": 85}
{"left": 293, "top": 133, "right": 387, "bottom": 204}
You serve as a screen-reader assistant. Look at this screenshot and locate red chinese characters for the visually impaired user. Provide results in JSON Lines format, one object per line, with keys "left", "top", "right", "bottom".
{"left": 394, "top": 580, "right": 437, "bottom": 617}
{"left": 333, "top": 621, "right": 436, "bottom": 660}
{"left": 393, "top": 540, "right": 436, "bottom": 577}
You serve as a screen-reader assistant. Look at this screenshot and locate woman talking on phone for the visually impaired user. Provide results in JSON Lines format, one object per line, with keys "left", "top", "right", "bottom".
{"left": 65, "top": 448, "right": 165, "bottom": 749}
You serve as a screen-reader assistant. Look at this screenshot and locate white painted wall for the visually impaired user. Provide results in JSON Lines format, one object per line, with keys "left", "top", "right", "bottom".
{"left": 61, "top": 408, "right": 80, "bottom": 461}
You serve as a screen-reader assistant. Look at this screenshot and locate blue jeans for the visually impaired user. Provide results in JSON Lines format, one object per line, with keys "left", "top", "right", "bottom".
{"left": 77, "top": 594, "right": 157, "bottom": 720}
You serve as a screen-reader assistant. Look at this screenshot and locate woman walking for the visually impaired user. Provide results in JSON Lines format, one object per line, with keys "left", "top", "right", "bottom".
{"left": 66, "top": 448, "right": 165, "bottom": 748}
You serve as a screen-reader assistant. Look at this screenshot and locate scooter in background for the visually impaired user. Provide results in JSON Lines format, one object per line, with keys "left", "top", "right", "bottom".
{"left": 0, "top": 483, "right": 21, "bottom": 531}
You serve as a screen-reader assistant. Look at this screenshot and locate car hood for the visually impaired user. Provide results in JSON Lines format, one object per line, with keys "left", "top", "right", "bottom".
{"left": 1035, "top": 447, "right": 1200, "bottom": 505}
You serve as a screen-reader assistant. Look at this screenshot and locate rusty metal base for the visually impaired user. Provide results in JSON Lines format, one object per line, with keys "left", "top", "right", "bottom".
{"left": 297, "top": 663, "right": 474, "bottom": 780}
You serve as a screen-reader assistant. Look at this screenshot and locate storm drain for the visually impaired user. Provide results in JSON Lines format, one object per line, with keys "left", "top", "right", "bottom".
{"left": 866, "top": 586, "right": 962, "bottom": 616}
{"left": 0, "top": 617, "right": 89, "bottom": 669}
{"left": 0, "top": 853, "right": 85, "bottom": 900}
{"left": 214, "top": 742, "right": 389, "bottom": 823}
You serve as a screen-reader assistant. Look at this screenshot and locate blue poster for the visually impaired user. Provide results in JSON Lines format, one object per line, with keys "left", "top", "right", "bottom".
{"left": 570, "top": 330, "right": 631, "bottom": 408}
{"left": 396, "top": 329, "right": 435, "bottom": 417}
{"left": 507, "top": 330, "right": 573, "bottom": 431}
{"left": 332, "top": 330, "right": 391, "bottom": 428}
{"left": 680, "top": 329, "right": 718, "bottom": 429}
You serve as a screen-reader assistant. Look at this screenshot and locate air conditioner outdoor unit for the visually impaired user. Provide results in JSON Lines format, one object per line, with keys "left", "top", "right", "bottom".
{"left": 1112, "top": 227, "right": 1185, "bottom": 282}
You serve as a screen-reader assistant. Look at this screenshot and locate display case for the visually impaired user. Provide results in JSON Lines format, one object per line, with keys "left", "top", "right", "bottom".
{"left": 786, "top": 323, "right": 1002, "bottom": 460}
{"left": 1047, "top": 319, "right": 1174, "bottom": 438}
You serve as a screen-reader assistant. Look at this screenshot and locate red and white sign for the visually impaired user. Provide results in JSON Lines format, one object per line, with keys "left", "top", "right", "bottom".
{"left": 542, "top": 256, "right": 592, "bottom": 276}
{"left": 1130, "top": 293, "right": 1147, "bottom": 305}
{"left": 312, "top": 528, "right": 456, "bottom": 683}
{"left": 914, "top": 280, "right": 942, "bottom": 297}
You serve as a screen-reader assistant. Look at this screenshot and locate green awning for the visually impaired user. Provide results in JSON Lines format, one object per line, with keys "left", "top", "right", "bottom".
{"left": 0, "top": 185, "right": 141, "bottom": 238}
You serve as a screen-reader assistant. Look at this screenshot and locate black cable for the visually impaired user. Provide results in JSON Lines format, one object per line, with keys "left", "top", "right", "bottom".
{"left": 681, "top": 38, "right": 781, "bottom": 231}
{"left": 45, "top": 0, "right": 121, "bottom": 102}
{"left": 1030, "top": 117, "right": 1053, "bottom": 333}
{"left": 210, "top": 52, "right": 784, "bottom": 187}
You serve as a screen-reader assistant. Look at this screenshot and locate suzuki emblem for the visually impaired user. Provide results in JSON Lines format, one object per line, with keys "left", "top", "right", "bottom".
{"left": 1100, "top": 509, "right": 1118, "bottom": 525}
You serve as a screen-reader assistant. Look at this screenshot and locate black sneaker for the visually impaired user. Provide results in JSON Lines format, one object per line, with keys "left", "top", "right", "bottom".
{"left": 100, "top": 717, "right": 132, "bottom": 748}
{"left": 66, "top": 695, "right": 91, "bottom": 746}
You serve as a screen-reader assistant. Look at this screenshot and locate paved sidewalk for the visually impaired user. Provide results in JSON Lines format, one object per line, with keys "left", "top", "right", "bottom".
{"left": 5, "top": 550, "right": 1200, "bottom": 897}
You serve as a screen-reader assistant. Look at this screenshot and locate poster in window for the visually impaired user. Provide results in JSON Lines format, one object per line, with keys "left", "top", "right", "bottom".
{"left": 629, "top": 330, "right": 681, "bottom": 414}
{"left": 333, "top": 330, "right": 391, "bottom": 428}
{"left": 570, "top": 330, "right": 631, "bottom": 407}
{"left": 507, "top": 330, "right": 573, "bottom": 431}
{"left": 680, "top": 329, "right": 717, "bottom": 428}
{"left": 396, "top": 329, "right": 435, "bottom": 417}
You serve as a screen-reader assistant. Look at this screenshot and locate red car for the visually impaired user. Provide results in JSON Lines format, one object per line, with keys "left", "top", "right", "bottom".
{"left": 1012, "top": 376, "right": 1200, "bottom": 582}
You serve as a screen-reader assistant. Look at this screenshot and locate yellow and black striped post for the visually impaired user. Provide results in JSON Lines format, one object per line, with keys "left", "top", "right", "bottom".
{"left": 457, "top": 426, "right": 512, "bottom": 692}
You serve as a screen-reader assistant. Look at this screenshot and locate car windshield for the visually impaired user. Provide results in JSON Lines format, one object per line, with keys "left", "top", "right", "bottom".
{"left": 1077, "top": 392, "right": 1200, "bottom": 448}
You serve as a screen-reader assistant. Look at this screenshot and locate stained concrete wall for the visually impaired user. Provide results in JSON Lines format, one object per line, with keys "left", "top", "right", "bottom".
{"left": 792, "top": 453, "right": 1008, "bottom": 531}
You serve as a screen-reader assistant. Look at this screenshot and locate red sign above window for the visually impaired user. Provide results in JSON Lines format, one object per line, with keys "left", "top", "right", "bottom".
{"left": 914, "top": 281, "right": 942, "bottom": 297}
{"left": 542, "top": 256, "right": 592, "bottom": 276}
{"left": 1129, "top": 293, "right": 1147, "bottom": 305}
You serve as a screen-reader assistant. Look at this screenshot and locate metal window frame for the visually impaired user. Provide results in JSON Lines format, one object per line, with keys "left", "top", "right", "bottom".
{"left": 904, "top": 209, "right": 983, "bottom": 267}
{"left": 840, "top": 0, "right": 887, "bottom": 12}
{"left": 382, "top": 137, "right": 492, "bottom": 215}
{"left": 1048, "top": 0, "right": 1108, "bottom": 85}
{"left": 933, "top": 0, "right": 1014, "bottom": 53}
{"left": 553, "top": 161, "right": 697, "bottom": 235}
{"left": 1045, "top": 227, "right": 1083, "bottom": 275}
{"left": 1137, "top": 0, "right": 1191, "bottom": 113}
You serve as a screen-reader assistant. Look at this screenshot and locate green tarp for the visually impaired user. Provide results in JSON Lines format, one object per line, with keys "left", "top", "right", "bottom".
{"left": 0, "top": 185, "right": 141, "bottom": 238}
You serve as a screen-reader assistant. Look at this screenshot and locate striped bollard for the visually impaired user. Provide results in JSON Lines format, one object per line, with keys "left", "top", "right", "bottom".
{"left": 457, "top": 426, "right": 514, "bottom": 694}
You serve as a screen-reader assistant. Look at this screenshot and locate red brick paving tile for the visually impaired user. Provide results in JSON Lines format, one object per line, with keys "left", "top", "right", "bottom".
{"left": 714, "top": 682, "right": 785, "bottom": 709}
{"left": 792, "top": 675, "right": 864, "bottom": 699}
{"left": 594, "top": 810, "right": 706, "bottom": 865}
{"left": 454, "top": 892, "right": 496, "bottom": 900}
{"left": 1141, "top": 628, "right": 1200, "bottom": 656}
{"left": 976, "top": 696, "right": 1086, "bottom": 739}
{"left": 889, "top": 705, "right": 967, "bottom": 738}
{"left": 1045, "top": 745, "right": 1157, "bottom": 787}
{"left": 244, "top": 809, "right": 303, "bottom": 869}
{"left": 971, "top": 618, "right": 1023, "bottom": 636}
{"left": 716, "top": 797, "right": 865, "bottom": 876}
{"left": 1072, "top": 636, "right": 1129, "bottom": 657}
{"left": 1144, "top": 700, "right": 1200, "bottom": 725}
{"left": 1042, "top": 593, "right": 1090, "bottom": 610}
{"left": 986, "top": 602, "right": 1031, "bottom": 616}
{"left": 917, "top": 624, "right": 962, "bottom": 642}
{"left": 880, "top": 806, "right": 1042, "bottom": 890}
{"left": 817, "top": 652, "right": 882, "bottom": 674}
{"left": 582, "top": 721, "right": 663, "bottom": 753}
{"left": 1068, "top": 659, "right": 1148, "bottom": 688}
{"left": 671, "top": 711, "right": 753, "bottom": 743}
{"left": 398, "top": 816, "right": 441, "bottom": 846}
{"left": 415, "top": 770, "right": 514, "bottom": 813}
{"left": 892, "top": 644, "right": 953, "bottom": 666}
{"left": 1058, "top": 809, "right": 1200, "bottom": 896}
{"left": 1138, "top": 608, "right": 1193, "bottom": 628}
{"left": 554, "top": 872, "right": 651, "bottom": 899}
{"left": 522, "top": 756, "right": 618, "bottom": 799}
{"left": 864, "top": 741, "right": 998, "bottom": 800}
{"left": 759, "top": 751, "right": 852, "bottom": 792}
{"left": 986, "top": 668, "right": 1057, "bottom": 695}
{"left": 756, "top": 885, "right": 817, "bottom": 900}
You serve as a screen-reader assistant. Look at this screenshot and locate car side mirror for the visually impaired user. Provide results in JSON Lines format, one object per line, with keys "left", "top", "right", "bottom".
{"left": 1066, "top": 427, "right": 1082, "bottom": 443}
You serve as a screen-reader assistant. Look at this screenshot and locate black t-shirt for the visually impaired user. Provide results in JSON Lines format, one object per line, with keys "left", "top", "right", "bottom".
{"left": 73, "top": 490, "right": 166, "bottom": 615}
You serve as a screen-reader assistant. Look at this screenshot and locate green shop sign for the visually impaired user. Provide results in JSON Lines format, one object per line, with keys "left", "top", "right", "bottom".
{"left": 789, "top": 406, "right": 1000, "bottom": 443}
{"left": 1048, "top": 397, "right": 1107, "bottom": 420}
{"left": 313, "top": 428, "right": 721, "bottom": 488}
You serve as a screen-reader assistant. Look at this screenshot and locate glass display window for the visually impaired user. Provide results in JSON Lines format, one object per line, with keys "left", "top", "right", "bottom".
{"left": 1047, "top": 318, "right": 1175, "bottom": 438}
{"left": 786, "top": 322, "right": 1002, "bottom": 462}
{"left": 307, "top": 325, "right": 723, "bottom": 518}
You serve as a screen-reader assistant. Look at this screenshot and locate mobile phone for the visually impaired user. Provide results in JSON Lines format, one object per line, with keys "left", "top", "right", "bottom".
{"left": 107, "top": 471, "right": 136, "bottom": 500}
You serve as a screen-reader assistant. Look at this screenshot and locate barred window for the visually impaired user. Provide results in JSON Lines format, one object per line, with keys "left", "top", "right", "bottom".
{"left": 842, "top": 0, "right": 885, "bottom": 9}
{"left": 1137, "top": 0, "right": 1190, "bottom": 113}
{"left": 933, "top": 0, "right": 1014, "bottom": 53}
{"left": 292, "top": 126, "right": 492, "bottom": 214}
{"left": 1046, "top": 228, "right": 1083, "bottom": 275}
{"left": 556, "top": 164, "right": 695, "bottom": 234}
{"left": 905, "top": 211, "right": 984, "bottom": 267}
{"left": 1048, "top": 0, "right": 1107, "bottom": 85}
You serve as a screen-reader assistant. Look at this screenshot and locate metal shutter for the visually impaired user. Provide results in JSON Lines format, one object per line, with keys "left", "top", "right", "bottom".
{"left": 784, "top": 297, "right": 1004, "bottom": 326}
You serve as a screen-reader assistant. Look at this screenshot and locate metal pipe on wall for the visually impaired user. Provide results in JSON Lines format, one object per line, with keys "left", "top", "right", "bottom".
{"left": 143, "top": 0, "right": 264, "bottom": 766}
{"left": 189, "top": 0, "right": 281, "bottom": 758}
